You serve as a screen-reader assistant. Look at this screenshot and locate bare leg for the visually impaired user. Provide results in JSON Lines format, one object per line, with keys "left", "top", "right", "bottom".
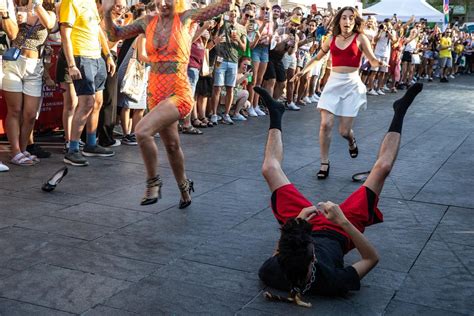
{"left": 61, "top": 83, "right": 78, "bottom": 142}
{"left": 319, "top": 109, "right": 335, "bottom": 168}
{"left": 86, "top": 91, "right": 103, "bottom": 135}
{"left": 4, "top": 91, "right": 23, "bottom": 156}
{"left": 134, "top": 99, "right": 181, "bottom": 179}
{"left": 121, "top": 108, "right": 131, "bottom": 135}
{"left": 20, "top": 95, "right": 41, "bottom": 152}
{"left": 338, "top": 116, "right": 357, "bottom": 152}
{"left": 159, "top": 122, "right": 191, "bottom": 202}
{"left": 254, "top": 86, "right": 290, "bottom": 192}
{"left": 131, "top": 109, "right": 144, "bottom": 132}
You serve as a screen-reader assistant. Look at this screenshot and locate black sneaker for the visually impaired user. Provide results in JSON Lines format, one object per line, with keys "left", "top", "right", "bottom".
{"left": 440, "top": 77, "right": 449, "bottom": 83}
{"left": 64, "top": 151, "right": 89, "bottom": 166}
{"left": 26, "top": 144, "right": 51, "bottom": 159}
{"left": 82, "top": 145, "right": 115, "bottom": 157}
{"left": 121, "top": 134, "right": 138, "bottom": 146}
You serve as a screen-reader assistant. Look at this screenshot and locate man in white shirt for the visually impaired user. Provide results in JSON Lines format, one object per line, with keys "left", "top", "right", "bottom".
{"left": 367, "top": 19, "right": 396, "bottom": 96}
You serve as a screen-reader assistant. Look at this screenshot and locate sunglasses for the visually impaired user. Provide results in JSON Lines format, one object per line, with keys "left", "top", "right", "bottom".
{"left": 261, "top": 7, "right": 270, "bottom": 11}
{"left": 245, "top": 14, "right": 255, "bottom": 18}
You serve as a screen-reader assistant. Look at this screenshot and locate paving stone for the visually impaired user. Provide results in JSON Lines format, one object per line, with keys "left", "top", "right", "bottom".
{"left": 432, "top": 206, "right": 474, "bottom": 247}
{"left": 0, "top": 264, "right": 130, "bottom": 314}
{"left": 104, "top": 276, "right": 253, "bottom": 315}
{"left": 384, "top": 300, "right": 468, "bottom": 316}
{"left": 154, "top": 259, "right": 261, "bottom": 294}
{"left": 0, "top": 298, "right": 74, "bottom": 316}
{"left": 16, "top": 215, "right": 115, "bottom": 241}
{"left": 183, "top": 232, "right": 275, "bottom": 273}
{"left": 80, "top": 230, "right": 206, "bottom": 265}
{"left": 82, "top": 305, "right": 138, "bottom": 315}
{"left": 49, "top": 202, "right": 151, "bottom": 228}
{"left": 43, "top": 246, "right": 161, "bottom": 282}
{"left": 394, "top": 265, "right": 474, "bottom": 315}
{"left": 0, "top": 227, "right": 84, "bottom": 271}
{"left": 0, "top": 195, "right": 66, "bottom": 220}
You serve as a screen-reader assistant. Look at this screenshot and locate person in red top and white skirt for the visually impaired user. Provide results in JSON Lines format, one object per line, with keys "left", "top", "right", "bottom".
{"left": 294, "top": 7, "right": 388, "bottom": 180}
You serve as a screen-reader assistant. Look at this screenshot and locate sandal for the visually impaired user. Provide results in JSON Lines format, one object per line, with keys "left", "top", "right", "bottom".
{"left": 141, "top": 175, "right": 163, "bottom": 206}
{"left": 317, "top": 162, "right": 330, "bottom": 180}
{"left": 182, "top": 126, "right": 203, "bottom": 135}
{"left": 23, "top": 151, "right": 40, "bottom": 163}
{"left": 10, "top": 153, "right": 34, "bottom": 166}
{"left": 178, "top": 179, "right": 194, "bottom": 209}
{"left": 192, "top": 119, "right": 207, "bottom": 128}
{"left": 349, "top": 138, "right": 358, "bottom": 159}
{"left": 200, "top": 117, "right": 213, "bottom": 128}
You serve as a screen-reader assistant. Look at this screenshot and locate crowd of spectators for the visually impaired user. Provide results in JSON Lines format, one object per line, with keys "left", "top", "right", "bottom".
{"left": 0, "top": 0, "right": 473, "bottom": 171}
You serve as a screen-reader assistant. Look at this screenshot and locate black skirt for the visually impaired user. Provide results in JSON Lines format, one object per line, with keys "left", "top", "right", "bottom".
{"left": 195, "top": 75, "right": 213, "bottom": 97}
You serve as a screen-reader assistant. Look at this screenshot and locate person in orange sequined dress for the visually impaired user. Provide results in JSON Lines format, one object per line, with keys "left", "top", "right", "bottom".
{"left": 103, "top": 0, "right": 233, "bottom": 207}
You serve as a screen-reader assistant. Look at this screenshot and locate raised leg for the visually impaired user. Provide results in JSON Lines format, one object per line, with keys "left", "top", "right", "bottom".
{"left": 364, "top": 83, "right": 423, "bottom": 195}
{"left": 254, "top": 87, "right": 290, "bottom": 192}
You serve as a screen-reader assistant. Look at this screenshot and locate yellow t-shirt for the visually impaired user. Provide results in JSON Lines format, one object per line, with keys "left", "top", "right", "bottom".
{"left": 439, "top": 37, "right": 452, "bottom": 59}
{"left": 454, "top": 44, "right": 464, "bottom": 55}
{"left": 59, "top": 0, "right": 101, "bottom": 58}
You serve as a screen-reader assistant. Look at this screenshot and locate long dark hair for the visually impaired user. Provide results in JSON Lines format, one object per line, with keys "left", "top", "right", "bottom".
{"left": 15, "top": 0, "right": 55, "bottom": 11}
{"left": 331, "top": 6, "right": 364, "bottom": 37}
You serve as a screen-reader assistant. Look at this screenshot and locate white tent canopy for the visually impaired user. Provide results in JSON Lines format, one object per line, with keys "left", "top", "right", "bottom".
{"left": 280, "top": 0, "right": 363, "bottom": 11}
{"left": 365, "top": 0, "right": 444, "bottom": 22}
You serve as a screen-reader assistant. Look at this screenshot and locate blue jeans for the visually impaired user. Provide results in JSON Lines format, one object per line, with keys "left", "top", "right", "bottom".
{"left": 252, "top": 45, "right": 269, "bottom": 63}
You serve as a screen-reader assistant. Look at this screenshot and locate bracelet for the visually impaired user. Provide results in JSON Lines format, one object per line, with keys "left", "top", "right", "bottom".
{"left": 105, "top": 53, "right": 112, "bottom": 59}
{"left": 68, "top": 64, "right": 76, "bottom": 69}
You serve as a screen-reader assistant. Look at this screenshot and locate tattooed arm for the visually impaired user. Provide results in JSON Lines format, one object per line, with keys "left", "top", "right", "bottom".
{"left": 181, "top": 0, "right": 232, "bottom": 23}
{"left": 103, "top": 9, "right": 149, "bottom": 42}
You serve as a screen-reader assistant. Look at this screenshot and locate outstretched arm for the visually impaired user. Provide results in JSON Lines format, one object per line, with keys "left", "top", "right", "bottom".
{"left": 318, "top": 202, "right": 379, "bottom": 280}
{"left": 181, "top": 0, "right": 233, "bottom": 23}
{"left": 102, "top": 1, "right": 148, "bottom": 42}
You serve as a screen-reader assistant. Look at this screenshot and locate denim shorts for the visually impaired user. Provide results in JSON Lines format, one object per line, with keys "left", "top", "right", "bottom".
{"left": 73, "top": 56, "right": 107, "bottom": 96}
{"left": 252, "top": 45, "right": 269, "bottom": 63}
{"left": 214, "top": 61, "right": 238, "bottom": 87}
{"left": 187, "top": 67, "right": 199, "bottom": 96}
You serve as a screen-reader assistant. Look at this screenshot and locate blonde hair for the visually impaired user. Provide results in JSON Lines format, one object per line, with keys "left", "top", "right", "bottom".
{"left": 174, "top": 0, "right": 188, "bottom": 13}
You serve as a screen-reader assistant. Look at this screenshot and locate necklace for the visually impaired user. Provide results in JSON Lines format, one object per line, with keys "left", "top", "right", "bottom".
{"left": 340, "top": 32, "right": 353, "bottom": 40}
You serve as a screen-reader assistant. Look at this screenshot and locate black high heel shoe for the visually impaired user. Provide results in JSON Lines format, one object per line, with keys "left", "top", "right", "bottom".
{"left": 317, "top": 162, "right": 330, "bottom": 180}
{"left": 178, "top": 179, "right": 194, "bottom": 209}
{"left": 349, "top": 138, "right": 358, "bottom": 158}
{"left": 42, "top": 167, "right": 68, "bottom": 192}
{"left": 141, "top": 175, "right": 163, "bottom": 205}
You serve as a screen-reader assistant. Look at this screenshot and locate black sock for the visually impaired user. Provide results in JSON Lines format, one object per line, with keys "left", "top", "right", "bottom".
{"left": 254, "top": 86, "right": 285, "bottom": 131}
{"left": 388, "top": 83, "right": 423, "bottom": 133}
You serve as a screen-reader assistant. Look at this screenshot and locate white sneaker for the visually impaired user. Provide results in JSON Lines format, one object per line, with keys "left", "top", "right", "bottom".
{"left": 255, "top": 107, "right": 266, "bottom": 116}
{"left": 367, "top": 89, "right": 379, "bottom": 96}
{"left": 310, "top": 94, "right": 320, "bottom": 103}
{"left": 383, "top": 85, "right": 390, "bottom": 91}
{"left": 449, "top": 74, "right": 455, "bottom": 79}
{"left": 0, "top": 162, "right": 9, "bottom": 172}
{"left": 247, "top": 107, "right": 258, "bottom": 117}
{"left": 376, "top": 89, "right": 385, "bottom": 95}
{"left": 210, "top": 114, "right": 219, "bottom": 124}
{"left": 303, "top": 96, "right": 312, "bottom": 104}
{"left": 410, "top": 79, "right": 416, "bottom": 85}
{"left": 232, "top": 113, "right": 247, "bottom": 121}
{"left": 287, "top": 102, "right": 300, "bottom": 111}
{"left": 221, "top": 114, "right": 234, "bottom": 125}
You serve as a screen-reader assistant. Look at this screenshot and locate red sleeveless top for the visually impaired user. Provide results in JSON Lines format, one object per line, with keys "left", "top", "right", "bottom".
{"left": 330, "top": 34, "right": 363, "bottom": 68}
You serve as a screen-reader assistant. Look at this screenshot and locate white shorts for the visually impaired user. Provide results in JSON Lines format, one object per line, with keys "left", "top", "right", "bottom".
{"left": 282, "top": 53, "right": 297, "bottom": 70}
{"left": 371, "top": 55, "right": 389, "bottom": 73}
{"left": 2, "top": 55, "right": 44, "bottom": 97}
{"left": 317, "top": 71, "right": 367, "bottom": 117}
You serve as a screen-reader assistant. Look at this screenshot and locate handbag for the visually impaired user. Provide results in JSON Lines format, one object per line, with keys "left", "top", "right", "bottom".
{"left": 120, "top": 41, "right": 146, "bottom": 102}
{"left": 3, "top": 21, "right": 40, "bottom": 61}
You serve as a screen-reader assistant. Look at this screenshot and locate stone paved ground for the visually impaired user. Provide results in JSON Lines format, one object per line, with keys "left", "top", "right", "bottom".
{"left": 0, "top": 76, "right": 473, "bottom": 315}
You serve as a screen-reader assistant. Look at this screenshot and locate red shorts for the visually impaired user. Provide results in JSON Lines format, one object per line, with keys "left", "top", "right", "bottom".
{"left": 271, "top": 184, "right": 383, "bottom": 253}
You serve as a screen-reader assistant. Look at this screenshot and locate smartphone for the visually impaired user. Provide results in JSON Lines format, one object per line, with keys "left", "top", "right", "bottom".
{"left": 327, "top": 2, "right": 332, "bottom": 12}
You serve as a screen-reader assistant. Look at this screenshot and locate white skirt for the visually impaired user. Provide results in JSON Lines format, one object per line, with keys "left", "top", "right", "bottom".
{"left": 317, "top": 71, "right": 367, "bottom": 117}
